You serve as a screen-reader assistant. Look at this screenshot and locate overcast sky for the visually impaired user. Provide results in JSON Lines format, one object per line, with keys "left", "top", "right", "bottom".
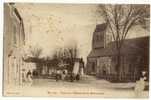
{"left": 15, "top": 3, "right": 149, "bottom": 62}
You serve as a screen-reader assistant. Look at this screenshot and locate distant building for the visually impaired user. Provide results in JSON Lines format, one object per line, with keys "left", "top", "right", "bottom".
{"left": 24, "top": 57, "right": 84, "bottom": 77}
{"left": 4, "top": 3, "right": 25, "bottom": 85}
{"left": 86, "top": 24, "right": 149, "bottom": 81}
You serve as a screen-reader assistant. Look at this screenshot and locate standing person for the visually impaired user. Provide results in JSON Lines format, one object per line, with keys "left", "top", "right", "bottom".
{"left": 56, "top": 70, "right": 61, "bottom": 81}
{"left": 64, "top": 69, "right": 68, "bottom": 80}
{"left": 75, "top": 74, "right": 80, "bottom": 81}
{"left": 26, "top": 70, "right": 33, "bottom": 86}
{"left": 70, "top": 73, "right": 74, "bottom": 82}
{"left": 32, "top": 70, "right": 36, "bottom": 78}
{"left": 62, "top": 70, "right": 66, "bottom": 81}
{"left": 134, "top": 71, "right": 146, "bottom": 97}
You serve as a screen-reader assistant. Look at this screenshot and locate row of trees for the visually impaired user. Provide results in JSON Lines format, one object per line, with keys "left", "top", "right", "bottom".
{"left": 26, "top": 44, "right": 79, "bottom": 72}
{"left": 28, "top": 44, "right": 78, "bottom": 59}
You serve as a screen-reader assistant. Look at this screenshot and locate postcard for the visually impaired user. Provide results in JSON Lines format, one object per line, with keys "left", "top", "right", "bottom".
{"left": 3, "top": 3, "right": 149, "bottom": 98}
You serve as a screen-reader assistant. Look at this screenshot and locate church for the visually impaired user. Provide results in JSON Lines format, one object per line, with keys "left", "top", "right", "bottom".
{"left": 86, "top": 23, "right": 149, "bottom": 82}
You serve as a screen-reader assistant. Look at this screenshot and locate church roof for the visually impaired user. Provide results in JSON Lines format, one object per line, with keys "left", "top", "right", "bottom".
{"left": 88, "top": 36, "right": 149, "bottom": 58}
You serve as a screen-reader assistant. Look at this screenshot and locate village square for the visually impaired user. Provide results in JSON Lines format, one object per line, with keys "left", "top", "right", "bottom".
{"left": 3, "top": 3, "right": 149, "bottom": 97}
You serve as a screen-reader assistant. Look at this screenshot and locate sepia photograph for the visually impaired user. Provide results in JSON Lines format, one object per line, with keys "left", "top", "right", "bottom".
{"left": 3, "top": 3, "right": 150, "bottom": 98}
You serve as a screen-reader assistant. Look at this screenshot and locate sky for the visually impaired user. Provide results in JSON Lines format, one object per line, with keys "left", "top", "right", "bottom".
{"left": 15, "top": 3, "right": 101, "bottom": 62}
{"left": 15, "top": 3, "right": 149, "bottom": 62}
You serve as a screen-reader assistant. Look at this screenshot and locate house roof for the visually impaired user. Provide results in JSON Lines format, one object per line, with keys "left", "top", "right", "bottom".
{"left": 88, "top": 36, "right": 149, "bottom": 58}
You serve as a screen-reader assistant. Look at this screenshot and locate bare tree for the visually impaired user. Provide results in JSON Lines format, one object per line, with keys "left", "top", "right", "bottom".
{"left": 65, "top": 44, "right": 78, "bottom": 72}
{"left": 98, "top": 4, "right": 149, "bottom": 80}
{"left": 67, "top": 44, "right": 78, "bottom": 60}
{"left": 52, "top": 44, "right": 78, "bottom": 72}
{"left": 53, "top": 45, "right": 78, "bottom": 60}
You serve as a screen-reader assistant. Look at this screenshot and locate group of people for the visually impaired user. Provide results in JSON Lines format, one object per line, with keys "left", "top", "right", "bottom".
{"left": 55, "top": 69, "right": 80, "bottom": 82}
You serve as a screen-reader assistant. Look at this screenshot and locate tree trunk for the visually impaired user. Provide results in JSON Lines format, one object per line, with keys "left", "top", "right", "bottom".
{"left": 116, "top": 49, "right": 121, "bottom": 81}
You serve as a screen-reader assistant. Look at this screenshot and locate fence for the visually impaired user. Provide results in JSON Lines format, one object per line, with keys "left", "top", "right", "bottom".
{"left": 96, "top": 73, "right": 140, "bottom": 82}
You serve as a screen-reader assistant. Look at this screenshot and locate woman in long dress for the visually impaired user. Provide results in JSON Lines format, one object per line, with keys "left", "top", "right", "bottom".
{"left": 26, "top": 70, "right": 33, "bottom": 86}
{"left": 134, "top": 71, "right": 146, "bottom": 97}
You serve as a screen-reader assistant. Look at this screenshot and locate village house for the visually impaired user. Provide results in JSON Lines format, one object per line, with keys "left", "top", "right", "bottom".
{"left": 4, "top": 3, "right": 26, "bottom": 85}
{"left": 86, "top": 23, "right": 149, "bottom": 81}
